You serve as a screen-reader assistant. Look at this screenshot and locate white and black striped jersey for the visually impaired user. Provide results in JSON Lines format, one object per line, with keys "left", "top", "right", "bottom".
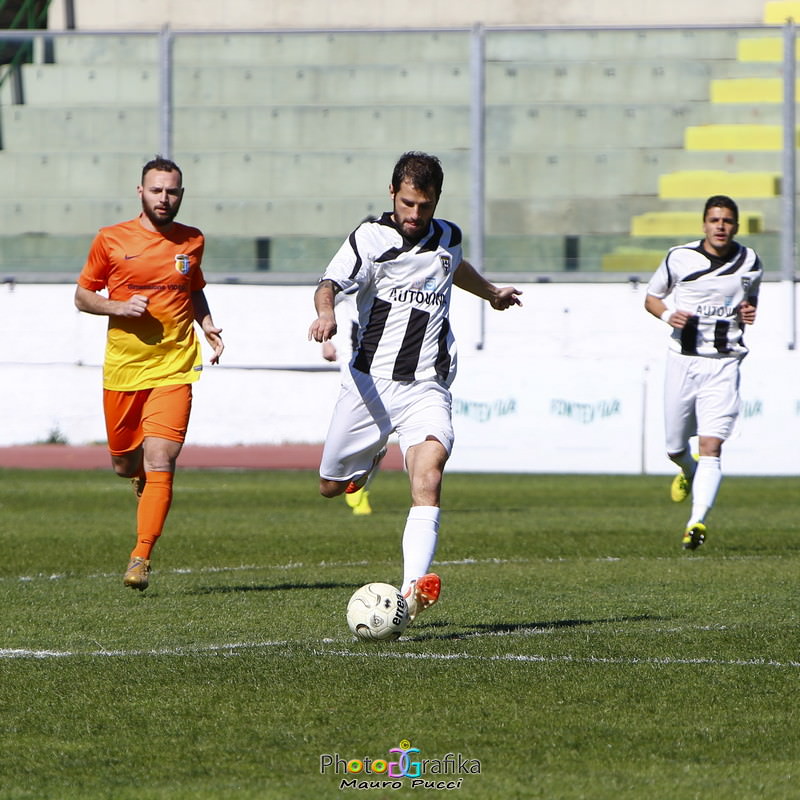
{"left": 321, "top": 212, "right": 463, "bottom": 385}
{"left": 647, "top": 239, "right": 763, "bottom": 357}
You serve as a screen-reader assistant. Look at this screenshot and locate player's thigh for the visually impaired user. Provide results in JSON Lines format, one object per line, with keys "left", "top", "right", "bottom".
{"left": 394, "top": 379, "right": 454, "bottom": 461}
{"left": 142, "top": 383, "right": 193, "bottom": 445}
{"left": 663, "top": 352, "right": 698, "bottom": 452}
{"left": 696, "top": 358, "right": 740, "bottom": 440}
{"left": 319, "top": 381, "right": 390, "bottom": 482}
{"left": 103, "top": 388, "right": 148, "bottom": 456}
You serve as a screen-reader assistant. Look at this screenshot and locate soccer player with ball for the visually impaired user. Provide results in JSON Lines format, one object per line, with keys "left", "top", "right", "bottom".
{"left": 309, "top": 151, "right": 522, "bottom": 628}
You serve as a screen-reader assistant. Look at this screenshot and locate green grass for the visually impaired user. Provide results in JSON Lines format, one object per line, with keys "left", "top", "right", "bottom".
{"left": 0, "top": 468, "right": 798, "bottom": 799}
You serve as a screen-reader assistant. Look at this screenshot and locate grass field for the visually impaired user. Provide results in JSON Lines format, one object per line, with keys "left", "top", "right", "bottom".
{"left": 0, "top": 467, "right": 798, "bottom": 799}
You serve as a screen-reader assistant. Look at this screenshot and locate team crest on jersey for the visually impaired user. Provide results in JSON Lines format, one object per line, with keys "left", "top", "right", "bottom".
{"left": 439, "top": 254, "right": 451, "bottom": 273}
{"left": 741, "top": 276, "right": 752, "bottom": 292}
{"left": 174, "top": 254, "right": 191, "bottom": 275}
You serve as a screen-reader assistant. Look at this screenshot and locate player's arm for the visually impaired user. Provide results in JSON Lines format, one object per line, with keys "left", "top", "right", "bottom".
{"left": 738, "top": 269, "right": 761, "bottom": 326}
{"left": 191, "top": 289, "right": 224, "bottom": 364}
{"left": 74, "top": 284, "right": 148, "bottom": 318}
{"left": 453, "top": 259, "right": 522, "bottom": 309}
{"left": 308, "top": 279, "right": 342, "bottom": 342}
{"left": 644, "top": 293, "right": 691, "bottom": 329}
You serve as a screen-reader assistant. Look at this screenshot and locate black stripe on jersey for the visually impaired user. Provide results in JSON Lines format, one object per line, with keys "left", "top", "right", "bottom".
{"left": 714, "top": 320, "right": 732, "bottom": 353}
{"left": 346, "top": 229, "right": 363, "bottom": 280}
{"left": 376, "top": 246, "right": 406, "bottom": 264}
{"left": 680, "top": 316, "right": 700, "bottom": 354}
{"left": 682, "top": 256, "right": 721, "bottom": 282}
{"left": 418, "top": 221, "right": 443, "bottom": 253}
{"left": 717, "top": 245, "right": 747, "bottom": 276}
{"left": 392, "top": 308, "right": 429, "bottom": 381}
{"left": 348, "top": 320, "right": 359, "bottom": 354}
{"left": 448, "top": 222, "right": 462, "bottom": 247}
{"left": 353, "top": 298, "right": 391, "bottom": 374}
{"left": 435, "top": 317, "right": 452, "bottom": 381}
{"left": 664, "top": 246, "right": 694, "bottom": 291}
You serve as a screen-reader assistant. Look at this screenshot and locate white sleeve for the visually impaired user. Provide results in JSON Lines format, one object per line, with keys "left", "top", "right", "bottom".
{"left": 321, "top": 225, "right": 374, "bottom": 294}
{"left": 645, "top": 257, "right": 672, "bottom": 299}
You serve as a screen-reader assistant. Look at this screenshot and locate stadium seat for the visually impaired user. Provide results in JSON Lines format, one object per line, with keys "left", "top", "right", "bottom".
{"left": 737, "top": 37, "right": 800, "bottom": 62}
{"left": 710, "top": 77, "right": 797, "bottom": 103}
{"left": 601, "top": 248, "right": 664, "bottom": 272}
{"left": 658, "top": 170, "right": 781, "bottom": 198}
{"left": 763, "top": 1, "right": 800, "bottom": 24}
{"left": 684, "top": 124, "right": 795, "bottom": 150}
{"left": 630, "top": 210, "right": 764, "bottom": 236}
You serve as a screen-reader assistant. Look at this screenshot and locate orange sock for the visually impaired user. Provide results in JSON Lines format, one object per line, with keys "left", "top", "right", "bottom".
{"left": 130, "top": 471, "right": 174, "bottom": 560}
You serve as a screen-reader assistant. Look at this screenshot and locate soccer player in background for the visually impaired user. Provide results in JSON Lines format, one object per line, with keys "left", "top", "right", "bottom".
{"left": 75, "top": 156, "right": 224, "bottom": 590}
{"left": 308, "top": 151, "right": 522, "bottom": 622}
{"left": 644, "top": 195, "right": 762, "bottom": 550}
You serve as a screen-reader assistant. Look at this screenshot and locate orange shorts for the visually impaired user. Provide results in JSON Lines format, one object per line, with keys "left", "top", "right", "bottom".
{"left": 103, "top": 384, "right": 193, "bottom": 457}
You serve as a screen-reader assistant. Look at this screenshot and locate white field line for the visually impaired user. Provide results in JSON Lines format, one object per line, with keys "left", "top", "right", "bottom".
{"left": 1, "top": 639, "right": 798, "bottom": 668}
{"left": 0, "top": 641, "right": 287, "bottom": 659}
{"left": 5, "top": 557, "right": 518, "bottom": 584}
{"left": 4, "top": 552, "right": 788, "bottom": 585}
{"left": 3, "top": 556, "right": 796, "bottom": 667}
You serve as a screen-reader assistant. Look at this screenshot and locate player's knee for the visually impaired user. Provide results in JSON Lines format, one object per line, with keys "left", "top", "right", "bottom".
{"left": 410, "top": 469, "right": 443, "bottom": 505}
{"left": 111, "top": 455, "right": 138, "bottom": 479}
{"left": 319, "top": 479, "right": 345, "bottom": 498}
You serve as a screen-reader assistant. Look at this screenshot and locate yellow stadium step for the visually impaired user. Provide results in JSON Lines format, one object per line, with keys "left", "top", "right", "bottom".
{"left": 659, "top": 170, "right": 781, "bottom": 198}
{"left": 709, "top": 77, "right": 793, "bottom": 103}
{"left": 737, "top": 37, "right": 800, "bottom": 62}
{"left": 630, "top": 210, "right": 764, "bottom": 237}
{"left": 764, "top": 1, "right": 800, "bottom": 23}
{"left": 601, "top": 248, "right": 664, "bottom": 272}
{"left": 684, "top": 124, "right": 799, "bottom": 150}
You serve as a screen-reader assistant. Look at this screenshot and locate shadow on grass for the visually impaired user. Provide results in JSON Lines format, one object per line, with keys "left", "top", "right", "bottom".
{"left": 408, "top": 614, "right": 663, "bottom": 641}
{"left": 190, "top": 580, "right": 357, "bottom": 594}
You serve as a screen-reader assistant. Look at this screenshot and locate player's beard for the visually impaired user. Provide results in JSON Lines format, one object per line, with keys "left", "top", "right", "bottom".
{"left": 396, "top": 216, "right": 428, "bottom": 243}
{"left": 142, "top": 201, "right": 180, "bottom": 229}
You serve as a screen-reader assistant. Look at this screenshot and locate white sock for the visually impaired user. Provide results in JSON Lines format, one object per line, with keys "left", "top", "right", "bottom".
{"left": 688, "top": 456, "right": 722, "bottom": 527}
{"left": 401, "top": 506, "right": 440, "bottom": 595}
{"left": 669, "top": 446, "right": 698, "bottom": 480}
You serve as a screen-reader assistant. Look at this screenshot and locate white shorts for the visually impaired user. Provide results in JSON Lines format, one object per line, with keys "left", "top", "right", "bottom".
{"left": 319, "top": 366, "right": 454, "bottom": 483}
{"left": 663, "top": 350, "right": 742, "bottom": 453}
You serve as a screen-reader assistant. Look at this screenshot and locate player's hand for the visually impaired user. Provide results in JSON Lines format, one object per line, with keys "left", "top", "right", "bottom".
{"left": 490, "top": 287, "right": 523, "bottom": 310}
{"left": 665, "top": 309, "right": 692, "bottom": 329}
{"left": 738, "top": 301, "right": 757, "bottom": 325}
{"left": 321, "top": 341, "right": 338, "bottom": 362}
{"left": 116, "top": 294, "right": 149, "bottom": 318}
{"left": 308, "top": 313, "right": 337, "bottom": 343}
{"left": 203, "top": 325, "right": 224, "bottom": 364}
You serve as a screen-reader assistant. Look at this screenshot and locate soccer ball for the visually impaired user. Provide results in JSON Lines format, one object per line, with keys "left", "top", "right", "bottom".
{"left": 346, "top": 582, "right": 410, "bottom": 641}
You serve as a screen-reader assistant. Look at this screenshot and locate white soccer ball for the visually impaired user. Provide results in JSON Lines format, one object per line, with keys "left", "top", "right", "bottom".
{"left": 346, "top": 582, "right": 410, "bottom": 641}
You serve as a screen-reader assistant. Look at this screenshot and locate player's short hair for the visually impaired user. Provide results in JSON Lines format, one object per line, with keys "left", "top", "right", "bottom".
{"left": 141, "top": 155, "right": 183, "bottom": 186}
{"left": 391, "top": 151, "right": 444, "bottom": 199}
{"left": 703, "top": 195, "right": 738, "bottom": 222}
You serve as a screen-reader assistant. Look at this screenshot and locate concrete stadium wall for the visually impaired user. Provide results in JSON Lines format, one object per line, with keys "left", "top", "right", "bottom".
{"left": 48, "top": 0, "right": 767, "bottom": 30}
{"left": 2, "top": 280, "right": 799, "bottom": 475}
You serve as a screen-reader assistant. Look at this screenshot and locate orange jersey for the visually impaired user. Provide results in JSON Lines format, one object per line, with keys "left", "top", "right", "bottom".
{"left": 78, "top": 216, "right": 207, "bottom": 391}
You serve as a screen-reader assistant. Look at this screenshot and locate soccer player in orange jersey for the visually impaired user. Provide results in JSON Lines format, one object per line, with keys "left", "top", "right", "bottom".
{"left": 75, "top": 156, "right": 224, "bottom": 591}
